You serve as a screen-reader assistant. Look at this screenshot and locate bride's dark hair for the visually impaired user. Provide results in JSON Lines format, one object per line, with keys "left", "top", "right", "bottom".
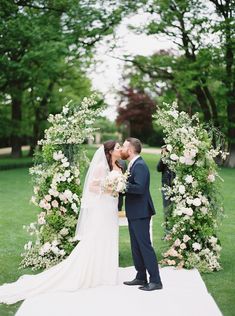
{"left": 103, "top": 140, "right": 123, "bottom": 171}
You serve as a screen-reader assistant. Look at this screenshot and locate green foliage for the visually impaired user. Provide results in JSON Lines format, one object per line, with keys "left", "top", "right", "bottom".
{"left": 0, "top": 0, "right": 126, "bottom": 153}
{"left": 122, "top": 0, "right": 235, "bottom": 165}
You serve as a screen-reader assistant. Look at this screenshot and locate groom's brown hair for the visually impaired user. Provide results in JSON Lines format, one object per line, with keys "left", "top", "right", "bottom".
{"left": 126, "top": 137, "right": 142, "bottom": 154}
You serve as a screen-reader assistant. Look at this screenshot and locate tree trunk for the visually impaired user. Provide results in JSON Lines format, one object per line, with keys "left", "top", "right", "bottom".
{"left": 11, "top": 88, "right": 22, "bottom": 158}
{"left": 28, "top": 81, "right": 54, "bottom": 156}
{"left": 202, "top": 85, "right": 219, "bottom": 127}
{"left": 224, "top": 9, "right": 235, "bottom": 167}
{"left": 194, "top": 85, "right": 212, "bottom": 122}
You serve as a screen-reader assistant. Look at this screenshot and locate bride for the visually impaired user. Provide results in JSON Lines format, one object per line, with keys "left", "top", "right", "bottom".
{"left": 0, "top": 140, "right": 123, "bottom": 304}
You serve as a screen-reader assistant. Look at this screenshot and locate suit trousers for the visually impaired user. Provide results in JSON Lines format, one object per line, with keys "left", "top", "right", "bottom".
{"left": 128, "top": 217, "right": 161, "bottom": 284}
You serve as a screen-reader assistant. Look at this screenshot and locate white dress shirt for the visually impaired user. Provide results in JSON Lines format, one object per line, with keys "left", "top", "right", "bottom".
{"left": 127, "top": 155, "right": 140, "bottom": 171}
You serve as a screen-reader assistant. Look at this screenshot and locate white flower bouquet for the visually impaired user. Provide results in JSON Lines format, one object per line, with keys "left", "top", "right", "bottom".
{"left": 102, "top": 170, "right": 129, "bottom": 197}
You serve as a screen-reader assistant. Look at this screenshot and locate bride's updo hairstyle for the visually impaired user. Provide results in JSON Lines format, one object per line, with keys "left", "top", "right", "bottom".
{"left": 103, "top": 140, "right": 123, "bottom": 171}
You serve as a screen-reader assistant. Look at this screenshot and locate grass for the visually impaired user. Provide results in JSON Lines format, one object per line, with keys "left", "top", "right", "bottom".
{"left": 0, "top": 150, "right": 234, "bottom": 315}
{"left": 0, "top": 150, "right": 32, "bottom": 170}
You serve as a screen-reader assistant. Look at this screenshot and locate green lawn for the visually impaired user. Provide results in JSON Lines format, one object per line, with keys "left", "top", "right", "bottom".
{"left": 0, "top": 151, "right": 234, "bottom": 315}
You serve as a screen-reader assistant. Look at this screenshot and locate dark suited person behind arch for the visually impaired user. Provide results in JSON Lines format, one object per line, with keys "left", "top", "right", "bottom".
{"left": 121, "top": 138, "right": 163, "bottom": 291}
{"left": 117, "top": 159, "right": 127, "bottom": 212}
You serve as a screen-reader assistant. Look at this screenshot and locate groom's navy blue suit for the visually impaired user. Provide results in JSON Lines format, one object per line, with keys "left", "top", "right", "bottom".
{"left": 125, "top": 157, "right": 161, "bottom": 284}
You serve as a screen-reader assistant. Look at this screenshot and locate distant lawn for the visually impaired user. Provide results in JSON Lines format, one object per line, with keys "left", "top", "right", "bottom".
{"left": 0, "top": 150, "right": 234, "bottom": 315}
{"left": 0, "top": 150, "right": 32, "bottom": 170}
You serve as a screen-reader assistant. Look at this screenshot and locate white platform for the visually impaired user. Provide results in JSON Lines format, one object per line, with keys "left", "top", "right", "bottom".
{"left": 16, "top": 266, "right": 222, "bottom": 316}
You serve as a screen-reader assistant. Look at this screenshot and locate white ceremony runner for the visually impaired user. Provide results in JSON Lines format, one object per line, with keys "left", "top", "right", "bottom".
{"left": 16, "top": 266, "right": 222, "bottom": 316}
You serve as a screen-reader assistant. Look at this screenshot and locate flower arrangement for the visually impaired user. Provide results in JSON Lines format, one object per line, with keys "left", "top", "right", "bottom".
{"left": 21, "top": 95, "right": 102, "bottom": 270}
{"left": 154, "top": 101, "right": 227, "bottom": 272}
{"left": 102, "top": 170, "right": 129, "bottom": 197}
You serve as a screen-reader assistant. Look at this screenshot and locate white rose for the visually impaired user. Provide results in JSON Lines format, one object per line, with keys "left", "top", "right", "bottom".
{"left": 42, "top": 242, "right": 51, "bottom": 253}
{"left": 64, "top": 189, "right": 73, "bottom": 199}
{"left": 39, "top": 248, "right": 45, "bottom": 256}
{"left": 61, "top": 157, "right": 68, "bottom": 163}
{"left": 201, "top": 195, "right": 208, "bottom": 204}
{"left": 44, "top": 202, "right": 51, "bottom": 210}
{"left": 75, "top": 178, "right": 81, "bottom": 185}
{"left": 52, "top": 240, "right": 59, "bottom": 246}
{"left": 209, "top": 236, "right": 217, "bottom": 245}
{"left": 59, "top": 193, "right": 66, "bottom": 201}
{"left": 175, "top": 209, "right": 183, "bottom": 216}
{"left": 169, "top": 110, "right": 179, "bottom": 119}
{"left": 170, "top": 154, "right": 179, "bottom": 161}
{"left": 63, "top": 106, "right": 69, "bottom": 115}
{"left": 179, "top": 156, "right": 186, "bottom": 164}
{"left": 185, "top": 175, "right": 193, "bottom": 184}
{"left": 73, "top": 193, "right": 78, "bottom": 201}
{"left": 207, "top": 174, "right": 215, "bottom": 182}
{"left": 178, "top": 185, "right": 186, "bottom": 194}
{"left": 63, "top": 162, "right": 70, "bottom": 168}
{"left": 45, "top": 194, "right": 52, "bottom": 201}
{"left": 200, "top": 207, "right": 208, "bottom": 215}
{"left": 60, "top": 228, "right": 69, "bottom": 236}
{"left": 174, "top": 239, "right": 181, "bottom": 247}
{"left": 184, "top": 208, "right": 193, "bottom": 216}
{"left": 184, "top": 157, "right": 195, "bottom": 165}
{"left": 180, "top": 127, "right": 188, "bottom": 134}
{"left": 192, "top": 242, "right": 202, "bottom": 251}
{"left": 64, "top": 170, "right": 70, "bottom": 178}
{"left": 60, "top": 206, "right": 67, "bottom": 213}
{"left": 193, "top": 198, "right": 201, "bottom": 207}
{"left": 180, "top": 243, "right": 186, "bottom": 250}
{"left": 166, "top": 144, "right": 173, "bottom": 152}
{"left": 183, "top": 235, "right": 191, "bottom": 243}
{"left": 38, "top": 217, "right": 46, "bottom": 225}
{"left": 214, "top": 244, "right": 222, "bottom": 252}
{"left": 39, "top": 199, "right": 46, "bottom": 208}
{"left": 53, "top": 152, "right": 60, "bottom": 161}
{"left": 117, "top": 181, "right": 125, "bottom": 192}
{"left": 33, "top": 186, "right": 39, "bottom": 194}
{"left": 51, "top": 246, "right": 60, "bottom": 255}
{"left": 30, "top": 196, "right": 37, "bottom": 205}
{"left": 51, "top": 200, "right": 59, "bottom": 208}
{"left": 53, "top": 151, "right": 64, "bottom": 161}
{"left": 59, "top": 249, "right": 66, "bottom": 256}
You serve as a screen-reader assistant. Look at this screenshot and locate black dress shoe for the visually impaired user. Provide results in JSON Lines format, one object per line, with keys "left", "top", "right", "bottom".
{"left": 123, "top": 278, "right": 147, "bottom": 286}
{"left": 139, "top": 282, "right": 163, "bottom": 291}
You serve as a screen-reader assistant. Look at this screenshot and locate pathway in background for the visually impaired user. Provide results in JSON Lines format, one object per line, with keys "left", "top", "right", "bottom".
{"left": 0, "top": 145, "right": 161, "bottom": 156}
{"left": 0, "top": 146, "right": 30, "bottom": 155}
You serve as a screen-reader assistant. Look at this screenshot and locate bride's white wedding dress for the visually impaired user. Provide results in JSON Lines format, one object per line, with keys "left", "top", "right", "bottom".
{"left": 0, "top": 146, "right": 119, "bottom": 305}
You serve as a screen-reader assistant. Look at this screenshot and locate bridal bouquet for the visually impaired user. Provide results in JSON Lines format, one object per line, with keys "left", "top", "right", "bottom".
{"left": 102, "top": 170, "right": 129, "bottom": 197}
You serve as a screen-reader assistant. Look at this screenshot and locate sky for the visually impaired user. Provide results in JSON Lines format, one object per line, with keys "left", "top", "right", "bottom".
{"left": 88, "top": 12, "right": 176, "bottom": 121}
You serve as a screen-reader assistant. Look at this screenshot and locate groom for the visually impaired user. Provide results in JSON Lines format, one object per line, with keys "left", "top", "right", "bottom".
{"left": 121, "top": 137, "right": 162, "bottom": 291}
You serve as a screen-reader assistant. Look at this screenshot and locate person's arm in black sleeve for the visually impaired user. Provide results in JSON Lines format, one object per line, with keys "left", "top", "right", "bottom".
{"left": 157, "top": 159, "right": 164, "bottom": 172}
{"left": 126, "top": 164, "right": 148, "bottom": 195}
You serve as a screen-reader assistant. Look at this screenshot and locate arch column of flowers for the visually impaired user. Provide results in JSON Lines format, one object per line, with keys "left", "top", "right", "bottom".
{"left": 21, "top": 95, "right": 101, "bottom": 270}
{"left": 155, "top": 102, "right": 226, "bottom": 272}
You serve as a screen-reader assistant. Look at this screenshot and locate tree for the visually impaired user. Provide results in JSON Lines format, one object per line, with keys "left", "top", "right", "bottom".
{"left": 0, "top": 0, "right": 126, "bottom": 157}
{"left": 209, "top": 0, "right": 235, "bottom": 166}
{"left": 116, "top": 87, "right": 155, "bottom": 143}
{"left": 121, "top": 0, "right": 235, "bottom": 166}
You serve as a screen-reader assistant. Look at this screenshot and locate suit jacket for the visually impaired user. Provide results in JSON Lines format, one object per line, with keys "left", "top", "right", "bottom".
{"left": 157, "top": 158, "right": 175, "bottom": 186}
{"left": 125, "top": 157, "right": 156, "bottom": 220}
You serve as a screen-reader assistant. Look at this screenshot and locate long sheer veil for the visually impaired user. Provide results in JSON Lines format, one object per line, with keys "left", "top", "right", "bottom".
{"left": 74, "top": 145, "right": 109, "bottom": 240}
